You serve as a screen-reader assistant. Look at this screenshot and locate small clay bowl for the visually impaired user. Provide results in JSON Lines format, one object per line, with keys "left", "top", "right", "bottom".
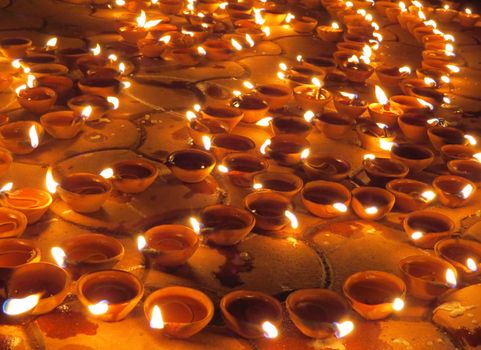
{"left": 433, "top": 175, "right": 476, "bottom": 208}
{"left": 302, "top": 180, "right": 351, "bottom": 218}
{"left": 404, "top": 210, "right": 454, "bottom": 249}
{"left": 389, "top": 95, "right": 431, "bottom": 114}
{"left": 351, "top": 187, "right": 395, "bottom": 220}
{"left": 78, "top": 77, "right": 121, "bottom": 98}
{"left": 367, "top": 103, "right": 404, "bottom": 129}
{"left": 266, "top": 134, "right": 310, "bottom": 167}
{"left": 440, "top": 145, "right": 475, "bottom": 162}
{"left": 40, "top": 110, "right": 84, "bottom": 139}
{"left": 0, "top": 38, "right": 32, "bottom": 58}
{"left": 253, "top": 172, "right": 303, "bottom": 198}
{"left": 333, "top": 94, "right": 368, "bottom": 118}
{"left": 220, "top": 290, "right": 283, "bottom": 339}
{"left": 314, "top": 112, "right": 354, "bottom": 140}
{"left": 203, "top": 84, "right": 232, "bottom": 108}
{"left": 375, "top": 66, "right": 412, "bottom": 89}
{"left": 364, "top": 157, "right": 409, "bottom": 185}
{"left": 294, "top": 85, "right": 332, "bottom": 114}
{"left": 142, "top": 224, "right": 199, "bottom": 267}
{"left": 58, "top": 47, "right": 90, "bottom": 69}
{"left": 255, "top": 84, "right": 292, "bottom": 111}
{"left": 435, "top": 238, "right": 481, "bottom": 281}
{"left": 245, "top": 191, "right": 292, "bottom": 231}
{"left": 144, "top": 286, "right": 214, "bottom": 338}
{"left": 17, "top": 87, "right": 57, "bottom": 115}
{"left": 110, "top": 159, "right": 158, "bottom": 193}
{"left": 301, "top": 57, "right": 337, "bottom": 74}
{"left": 0, "top": 239, "right": 40, "bottom": 271}
{"left": 271, "top": 116, "right": 312, "bottom": 138}
{"left": 67, "top": 94, "right": 111, "bottom": 122}
{"left": 57, "top": 173, "right": 112, "bottom": 213}
{"left": 222, "top": 152, "right": 268, "bottom": 187}
{"left": 302, "top": 155, "right": 350, "bottom": 181}
{"left": 399, "top": 255, "right": 457, "bottom": 300}
{"left": 316, "top": 25, "right": 344, "bottom": 42}
{"left": 386, "top": 179, "right": 436, "bottom": 212}
{"left": 200, "top": 204, "right": 255, "bottom": 246}
{"left": 1, "top": 188, "right": 52, "bottom": 224}
{"left": 188, "top": 118, "right": 228, "bottom": 148}
{"left": 7, "top": 262, "right": 70, "bottom": 315}
{"left": 398, "top": 113, "right": 431, "bottom": 143}
{"left": 341, "top": 61, "right": 374, "bottom": 83}
{"left": 390, "top": 143, "right": 434, "bottom": 173}
{"left": 292, "top": 16, "right": 318, "bottom": 33}
{"left": 200, "top": 106, "right": 244, "bottom": 131}
{"left": 210, "top": 134, "right": 255, "bottom": 160}
{"left": 37, "top": 75, "right": 74, "bottom": 99}
{"left": 447, "top": 159, "right": 481, "bottom": 185}
{"left": 77, "top": 269, "right": 143, "bottom": 321}
{"left": 0, "top": 207, "right": 28, "bottom": 239}
{"left": 231, "top": 94, "right": 269, "bottom": 124}
{"left": 166, "top": 149, "right": 216, "bottom": 183}
{"left": 286, "top": 289, "right": 350, "bottom": 339}
{"left": 428, "top": 127, "right": 467, "bottom": 151}
{"left": 343, "top": 271, "right": 406, "bottom": 320}
{"left": 356, "top": 121, "right": 395, "bottom": 152}
{"left": 29, "top": 63, "right": 69, "bottom": 77}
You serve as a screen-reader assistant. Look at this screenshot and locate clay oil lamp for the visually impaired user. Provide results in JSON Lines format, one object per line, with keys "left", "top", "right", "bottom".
{"left": 210, "top": 134, "right": 256, "bottom": 160}
{"left": 20, "top": 53, "right": 57, "bottom": 66}
{"left": 166, "top": 149, "right": 216, "bottom": 183}
{"left": 368, "top": 85, "right": 403, "bottom": 128}
{"left": 77, "top": 269, "right": 143, "bottom": 321}
{"left": 56, "top": 172, "right": 112, "bottom": 213}
{"left": 144, "top": 286, "right": 214, "bottom": 338}
{"left": 270, "top": 115, "right": 312, "bottom": 138}
{"left": 219, "top": 152, "right": 268, "bottom": 187}
{"left": 200, "top": 105, "right": 243, "bottom": 131}
{"left": 333, "top": 91, "right": 367, "bottom": 119}
{"left": 432, "top": 175, "right": 476, "bottom": 208}
{"left": 252, "top": 172, "right": 303, "bottom": 198}
{"left": 293, "top": 78, "right": 332, "bottom": 113}
{"left": 106, "top": 158, "right": 158, "bottom": 193}
{"left": 0, "top": 206, "right": 27, "bottom": 239}
{"left": 204, "top": 84, "right": 232, "bottom": 108}
{"left": 303, "top": 155, "right": 350, "bottom": 181}
{"left": 202, "top": 39, "right": 235, "bottom": 61}
{"left": 40, "top": 109, "right": 87, "bottom": 140}
{"left": 0, "top": 239, "right": 40, "bottom": 271}
{"left": 283, "top": 65, "right": 326, "bottom": 89}
{"left": 435, "top": 238, "right": 481, "bottom": 281}
{"left": 399, "top": 255, "right": 457, "bottom": 301}
{"left": 427, "top": 126, "right": 466, "bottom": 151}
{"left": 363, "top": 155, "right": 409, "bottom": 185}
{"left": 137, "top": 35, "right": 170, "bottom": 58}
{"left": 404, "top": 210, "right": 454, "bottom": 249}
{"left": 78, "top": 77, "right": 121, "bottom": 98}
{"left": 234, "top": 27, "right": 265, "bottom": 44}
{"left": 181, "top": 24, "right": 212, "bottom": 42}
{"left": 356, "top": 121, "right": 395, "bottom": 152}
{"left": 458, "top": 8, "right": 480, "bottom": 27}
{"left": 441, "top": 144, "right": 475, "bottom": 162}
{"left": 386, "top": 179, "right": 436, "bottom": 212}
{"left": 17, "top": 84, "right": 57, "bottom": 115}
{"left": 398, "top": 113, "right": 431, "bottom": 143}
{"left": 448, "top": 159, "right": 481, "bottom": 186}
{"left": 341, "top": 54, "right": 374, "bottom": 83}
{"left": 333, "top": 50, "right": 355, "bottom": 67}
{"left": 138, "top": 224, "right": 199, "bottom": 267}
{"left": 0, "top": 121, "right": 43, "bottom": 155}
{"left": 200, "top": 204, "right": 255, "bottom": 246}
{"left": 230, "top": 93, "right": 268, "bottom": 124}
{"left": 245, "top": 191, "right": 294, "bottom": 231}
{"left": 262, "top": 134, "right": 310, "bottom": 166}
{"left": 390, "top": 143, "right": 434, "bottom": 173}
{"left": 164, "top": 47, "right": 202, "bottom": 67}
{"left": 316, "top": 21, "right": 344, "bottom": 42}
{"left": 351, "top": 186, "right": 395, "bottom": 220}
{"left": 376, "top": 65, "right": 413, "bottom": 90}
{"left": 57, "top": 47, "right": 90, "bottom": 69}
{"left": 286, "top": 289, "right": 353, "bottom": 339}
{"left": 0, "top": 147, "right": 12, "bottom": 177}
{"left": 29, "top": 63, "right": 69, "bottom": 78}
{"left": 336, "top": 41, "right": 364, "bottom": 54}
{"left": 291, "top": 16, "right": 318, "bottom": 33}
{"left": 51, "top": 233, "right": 124, "bottom": 277}
{"left": 117, "top": 11, "right": 153, "bottom": 43}
{"left": 226, "top": 2, "right": 252, "bottom": 16}
{"left": 158, "top": 0, "right": 184, "bottom": 14}
{"left": 314, "top": 111, "right": 355, "bottom": 140}
{"left": 302, "top": 180, "right": 351, "bottom": 218}
{"left": 36, "top": 75, "right": 74, "bottom": 100}
{"left": 253, "top": 82, "right": 292, "bottom": 111}
{"left": 300, "top": 56, "right": 337, "bottom": 74}
{"left": 4, "top": 262, "right": 70, "bottom": 316}
{"left": 187, "top": 117, "right": 227, "bottom": 148}
{"left": 262, "top": 7, "right": 288, "bottom": 25}
{"left": 68, "top": 94, "right": 113, "bottom": 122}
{"left": 0, "top": 38, "right": 32, "bottom": 58}
{"left": 221, "top": 290, "right": 282, "bottom": 339}
{"left": 343, "top": 271, "right": 405, "bottom": 320}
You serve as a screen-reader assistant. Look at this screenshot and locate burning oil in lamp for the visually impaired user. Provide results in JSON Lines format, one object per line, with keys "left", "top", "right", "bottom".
{"left": 399, "top": 255, "right": 457, "bottom": 300}
{"left": 252, "top": 171, "right": 303, "bottom": 198}
{"left": 209, "top": 134, "right": 256, "bottom": 160}
{"left": 435, "top": 238, "right": 481, "bottom": 282}
{"left": 341, "top": 54, "right": 374, "bottom": 83}
{"left": 386, "top": 179, "right": 436, "bottom": 212}
{"left": 294, "top": 77, "right": 332, "bottom": 113}
{"left": 144, "top": 286, "right": 214, "bottom": 338}
{"left": 68, "top": 95, "right": 116, "bottom": 122}
{"left": 390, "top": 143, "right": 434, "bottom": 173}
{"left": 0, "top": 38, "right": 32, "bottom": 58}
{"left": 343, "top": 271, "right": 406, "bottom": 320}
{"left": 53, "top": 171, "right": 112, "bottom": 213}
{"left": 3, "top": 262, "right": 70, "bottom": 316}
{"left": 286, "top": 289, "right": 353, "bottom": 339}
{"left": 40, "top": 106, "right": 90, "bottom": 140}
{"left": 220, "top": 290, "right": 282, "bottom": 339}
{"left": 363, "top": 154, "right": 409, "bottom": 185}
{"left": 199, "top": 204, "right": 255, "bottom": 246}
{"left": 368, "top": 85, "right": 403, "bottom": 128}
{"left": 261, "top": 134, "right": 310, "bottom": 166}
{"left": 440, "top": 144, "right": 476, "bottom": 162}
{"left": 313, "top": 111, "right": 355, "bottom": 140}
{"left": 118, "top": 10, "right": 161, "bottom": 43}
{"left": 244, "top": 190, "right": 296, "bottom": 231}
{"left": 432, "top": 175, "right": 476, "bottom": 208}
{"left": 101, "top": 159, "right": 158, "bottom": 194}
{"left": 427, "top": 125, "right": 466, "bottom": 150}
{"left": 0, "top": 207, "right": 27, "bottom": 239}
{"left": 270, "top": 115, "right": 313, "bottom": 138}
{"left": 404, "top": 210, "right": 454, "bottom": 248}
{"left": 0, "top": 239, "right": 39, "bottom": 271}
{"left": 316, "top": 21, "right": 344, "bottom": 42}
{"left": 333, "top": 91, "right": 367, "bottom": 118}
{"left": 356, "top": 121, "right": 395, "bottom": 152}
{"left": 291, "top": 16, "right": 318, "bottom": 33}
{"left": 218, "top": 152, "right": 268, "bottom": 187}
{"left": 303, "top": 155, "right": 351, "bottom": 181}
{"left": 447, "top": 159, "right": 481, "bottom": 186}
{"left": 166, "top": 148, "right": 216, "bottom": 183}
{"left": 77, "top": 269, "right": 143, "bottom": 321}
{"left": 302, "top": 180, "right": 350, "bottom": 218}
{"left": 138, "top": 34, "right": 171, "bottom": 58}
{"left": 351, "top": 186, "right": 395, "bottom": 220}
{"left": 137, "top": 224, "right": 199, "bottom": 267}
{"left": 230, "top": 92, "right": 269, "bottom": 124}
{"left": 16, "top": 78, "right": 57, "bottom": 115}
{"left": 51, "top": 234, "right": 124, "bottom": 277}
{"left": 458, "top": 8, "right": 480, "bottom": 27}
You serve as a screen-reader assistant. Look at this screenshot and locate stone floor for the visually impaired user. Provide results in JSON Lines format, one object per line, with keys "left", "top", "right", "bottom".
{"left": 0, "top": 0, "right": 481, "bottom": 349}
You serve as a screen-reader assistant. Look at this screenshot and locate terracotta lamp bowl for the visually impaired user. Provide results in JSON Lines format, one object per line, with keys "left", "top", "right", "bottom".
{"left": 222, "top": 152, "right": 268, "bottom": 187}
{"left": 398, "top": 113, "right": 431, "bottom": 143}
{"left": 245, "top": 191, "right": 291, "bottom": 231}
{"left": 386, "top": 179, "right": 436, "bottom": 212}
{"left": 435, "top": 238, "right": 481, "bottom": 282}
{"left": 167, "top": 149, "right": 216, "bottom": 183}
{"left": 440, "top": 144, "right": 475, "bottom": 162}
{"left": 314, "top": 112, "right": 354, "bottom": 140}
{"left": 363, "top": 157, "right": 409, "bottom": 185}
{"left": 255, "top": 84, "right": 292, "bottom": 110}
{"left": 428, "top": 126, "right": 466, "bottom": 151}
{"left": 252, "top": 171, "right": 303, "bottom": 198}
{"left": 231, "top": 94, "right": 269, "bottom": 124}
{"left": 0, "top": 121, "right": 44, "bottom": 155}
{"left": 390, "top": 143, "right": 434, "bottom": 173}
{"left": 0, "top": 238, "right": 40, "bottom": 271}
{"left": 351, "top": 187, "right": 395, "bottom": 220}
{"left": 404, "top": 210, "right": 454, "bottom": 249}
{"left": 0, "top": 207, "right": 28, "bottom": 239}
{"left": 271, "top": 116, "right": 313, "bottom": 139}
{"left": 110, "top": 159, "right": 158, "bottom": 193}
{"left": 432, "top": 175, "right": 476, "bottom": 208}
{"left": 211, "top": 134, "right": 256, "bottom": 160}
{"left": 302, "top": 180, "right": 351, "bottom": 218}
{"left": 303, "top": 155, "right": 350, "bottom": 181}
{"left": 447, "top": 159, "right": 481, "bottom": 185}
{"left": 266, "top": 134, "right": 310, "bottom": 166}
{"left": 1, "top": 188, "right": 52, "bottom": 224}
